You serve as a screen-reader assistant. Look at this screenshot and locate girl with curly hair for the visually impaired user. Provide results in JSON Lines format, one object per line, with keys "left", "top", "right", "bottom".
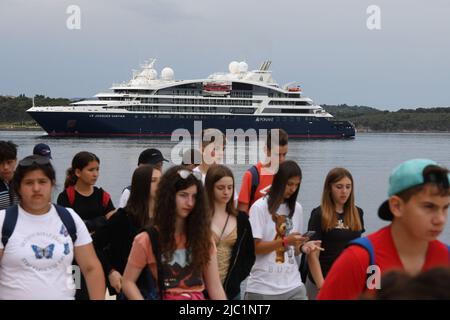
{"left": 122, "top": 165, "right": 226, "bottom": 300}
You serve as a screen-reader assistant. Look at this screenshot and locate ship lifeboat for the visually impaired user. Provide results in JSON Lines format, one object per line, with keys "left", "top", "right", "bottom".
{"left": 202, "top": 82, "right": 231, "bottom": 96}
{"left": 288, "top": 86, "right": 302, "bottom": 92}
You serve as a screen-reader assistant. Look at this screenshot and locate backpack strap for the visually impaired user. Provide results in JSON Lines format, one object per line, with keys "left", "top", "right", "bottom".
{"left": 67, "top": 186, "right": 110, "bottom": 210}
{"left": 348, "top": 237, "right": 375, "bottom": 266}
{"left": 1, "top": 204, "right": 77, "bottom": 248}
{"left": 248, "top": 165, "right": 260, "bottom": 207}
{"left": 66, "top": 186, "right": 76, "bottom": 207}
{"left": 1, "top": 205, "right": 19, "bottom": 248}
{"left": 447, "top": 245, "right": 450, "bottom": 262}
{"left": 144, "top": 226, "right": 165, "bottom": 300}
{"left": 54, "top": 204, "right": 77, "bottom": 244}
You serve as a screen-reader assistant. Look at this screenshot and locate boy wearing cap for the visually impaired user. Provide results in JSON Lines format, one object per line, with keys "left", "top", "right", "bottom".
{"left": 0, "top": 141, "right": 19, "bottom": 210}
{"left": 117, "top": 148, "right": 168, "bottom": 208}
{"left": 33, "top": 143, "right": 52, "bottom": 159}
{"left": 317, "top": 159, "right": 450, "bottom": 300}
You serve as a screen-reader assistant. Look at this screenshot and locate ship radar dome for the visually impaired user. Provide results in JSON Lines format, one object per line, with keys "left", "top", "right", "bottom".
{"left": 229, "top": 61, "right": 239, "bottom": 74}
{"left": 238, "top": 61, "right": 248, "bottom": 73}
{"left": 141, "top": 68, "right": 157, "bottom": 80}
{"left": 161, "top": 67, "right": 174, "bottom": 80}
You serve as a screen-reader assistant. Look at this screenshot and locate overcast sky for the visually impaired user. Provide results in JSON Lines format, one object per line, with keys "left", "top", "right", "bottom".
{"left": 1, "top": 0, "right": 449, "bottom": 109}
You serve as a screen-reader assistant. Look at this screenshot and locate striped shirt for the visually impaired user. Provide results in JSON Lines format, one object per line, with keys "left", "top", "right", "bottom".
{"left": 0, "top": 180, "right": 18, "bottom": 210}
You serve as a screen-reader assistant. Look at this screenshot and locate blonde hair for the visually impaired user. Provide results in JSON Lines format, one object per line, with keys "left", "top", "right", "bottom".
{"left": 320, "top": 168, "right": 362, "bottom": 232}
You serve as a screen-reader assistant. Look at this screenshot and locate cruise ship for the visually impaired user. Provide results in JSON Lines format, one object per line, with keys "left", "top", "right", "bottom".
{"left": 27, "top": 59, "right": 355, "bottom": 138}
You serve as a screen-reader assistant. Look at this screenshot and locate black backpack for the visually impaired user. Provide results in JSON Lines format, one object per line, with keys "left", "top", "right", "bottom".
{"left": 133, "top": 226, "right": 165, "bottom": 300}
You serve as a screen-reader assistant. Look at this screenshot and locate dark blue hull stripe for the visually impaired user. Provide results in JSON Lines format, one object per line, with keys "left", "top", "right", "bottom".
{"left": 27, "top": 111, "right": 356, "bottom": 139}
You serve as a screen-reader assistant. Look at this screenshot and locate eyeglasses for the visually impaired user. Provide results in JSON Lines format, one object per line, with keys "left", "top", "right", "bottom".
{"left": 18, "top": 156, "right": 51, "bottom": 167}
{"left": 177, "top": 169, "right": 202, "bottom": 181}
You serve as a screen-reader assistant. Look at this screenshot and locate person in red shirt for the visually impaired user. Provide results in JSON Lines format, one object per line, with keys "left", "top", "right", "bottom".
{"left": 238, "top": 129, "right": 289, "bottom": 214}
{"left": 317, "top": 159, "right": 450, "bottom": 300}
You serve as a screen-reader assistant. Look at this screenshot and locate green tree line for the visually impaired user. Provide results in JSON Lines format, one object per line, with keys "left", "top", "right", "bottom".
{"left": 324, "top": 104, "right": 450, "bottom": 132}
{"left": 0, "top": 94, "right": 71, "bottom": 124}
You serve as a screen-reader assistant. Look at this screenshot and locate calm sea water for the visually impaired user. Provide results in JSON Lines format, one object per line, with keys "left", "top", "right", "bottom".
{"left": 1, "top": 130, "right": 449, "bottom": 243}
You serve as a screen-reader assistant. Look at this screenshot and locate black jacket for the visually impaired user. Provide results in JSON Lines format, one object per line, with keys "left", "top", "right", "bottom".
{"left": 96, "top": 208, "right": 140, "bottom": 294}
{"left": 222, "top": 212, "right": 255, "bottom": 299}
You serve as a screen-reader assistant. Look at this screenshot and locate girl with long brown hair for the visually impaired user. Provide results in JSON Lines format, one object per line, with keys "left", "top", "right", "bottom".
{"left": 305, "top": 167, "right": 365, "bottom": 299}
{"left": 205, "top": 164, "right": 255, "bottom": 299}
{"left": 96, "top": 165, "right": 161, "bottom": 298}
{"left": 245, "top": 160, "right": 322, "bottom": 300}
{"left": 122, "top": 165, "right": 226, "bottom": 300}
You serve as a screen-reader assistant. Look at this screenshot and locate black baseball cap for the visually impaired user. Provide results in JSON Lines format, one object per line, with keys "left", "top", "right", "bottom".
{"left": 138, "top": 148, "right": 168, "bottom": 165}
{"left": 33, "top": 143, "right": 52, "bottom": 159}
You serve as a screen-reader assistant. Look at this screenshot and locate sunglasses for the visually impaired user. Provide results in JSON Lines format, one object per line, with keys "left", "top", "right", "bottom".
{"left": 18, "top": 156, "right": 51, "bottom": 167}
{"left": 178, "top": 169, "right": 202, "bottom": 181}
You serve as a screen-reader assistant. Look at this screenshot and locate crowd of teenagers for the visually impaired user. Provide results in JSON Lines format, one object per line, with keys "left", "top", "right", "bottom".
{"left": 0, "top": 128, "right": 449, "bottom": 300}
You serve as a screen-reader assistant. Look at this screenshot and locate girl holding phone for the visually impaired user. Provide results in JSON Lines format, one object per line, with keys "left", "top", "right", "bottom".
{"left": 245, "top": 160, "right": 322, "bottom": 300}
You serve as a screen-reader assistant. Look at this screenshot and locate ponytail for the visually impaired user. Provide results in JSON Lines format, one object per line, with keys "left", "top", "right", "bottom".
{"left": 64, "top": 167, "right": 77, "bottom": 188}
{"left": 65, "top": 151, "right": 100, "bottom": 188}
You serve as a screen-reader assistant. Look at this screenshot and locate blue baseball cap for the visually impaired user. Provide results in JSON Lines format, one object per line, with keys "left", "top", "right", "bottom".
{"left": 33, "top": 143, "right": 52, "bottom": 159}
{"left": 378, "top": 159, "right": 450, "bottom": 220}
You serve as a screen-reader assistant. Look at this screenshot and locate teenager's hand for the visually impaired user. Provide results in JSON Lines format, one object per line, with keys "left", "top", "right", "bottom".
{"left": 302, "top": 240, "right": 324, "bottom": 255}
{"left": 108, "top": 270, "right": 122, "bottom": 293}
{"left": 285, "top": 232, "right": 307, "bottom": 247}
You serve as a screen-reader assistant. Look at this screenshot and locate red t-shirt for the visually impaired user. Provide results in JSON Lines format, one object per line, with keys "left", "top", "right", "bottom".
{"left": 238, "top": 162, "right": 274, "bottom": 211}
{"left": 317, "top": 225, "right": 449, "bottom": 300}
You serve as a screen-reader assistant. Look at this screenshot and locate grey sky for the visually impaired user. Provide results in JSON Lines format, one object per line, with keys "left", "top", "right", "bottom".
{"left": 1, "top": 0, "right": 449, "bottom": 109}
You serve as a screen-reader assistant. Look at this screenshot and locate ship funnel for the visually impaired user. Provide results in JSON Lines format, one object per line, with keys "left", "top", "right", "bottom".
{"left": 259, "top": 60, "right": 272, "bottom": 71}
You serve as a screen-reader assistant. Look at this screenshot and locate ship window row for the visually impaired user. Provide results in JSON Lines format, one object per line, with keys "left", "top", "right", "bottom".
{"left": 262, "top": 108, "right": 312, "bottom": 114}
{"left": 159, "top": 90, "right": 201, "bottom": 96}
{"left": 123, "top": 105, "right": 256, "bottom": 114}
{"left": 268, "top": 93, "right": 300, "bottom": 98}
{"left": 113, "top": 90, "right": 155, "bottom": 95}
{"left": 230, "top": 91, "right": 253, "bottom": 98}
{"left": 154, "top": 90, "right": 253, "bottom": 98}
{"left": 269, "top": 100, "right": 311, "bottom": 106}
{"left": 139, "top": 98, "right": 253, "bottom": 106}
{"left": 274, "top": 116, "right": 321, "bottom": 121}
{"left": 126, "top": 106, "right": 218, "bottom": 113}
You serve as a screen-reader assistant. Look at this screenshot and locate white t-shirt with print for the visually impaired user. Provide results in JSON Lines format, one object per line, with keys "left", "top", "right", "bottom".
{"left": 246, "top": 197, "right": 304, "bottom": 295}
{"left": 0, "top": 204, "right": 92, "bottom": 300}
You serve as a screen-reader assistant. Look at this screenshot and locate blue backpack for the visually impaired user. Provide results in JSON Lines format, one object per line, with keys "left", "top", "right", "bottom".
{"left": 1, "top": 204, "right": 77, "bottom": 248}
{"left": 348, "top": 237, "right": 450, "bottom": 266}
{"left": 248, "top": 165, "right": 260, "bottom": 206}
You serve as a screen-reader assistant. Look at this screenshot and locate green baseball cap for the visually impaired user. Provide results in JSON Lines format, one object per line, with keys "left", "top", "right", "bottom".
{"left": 378, "top": 159, "right": 450, "bottom": 221}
